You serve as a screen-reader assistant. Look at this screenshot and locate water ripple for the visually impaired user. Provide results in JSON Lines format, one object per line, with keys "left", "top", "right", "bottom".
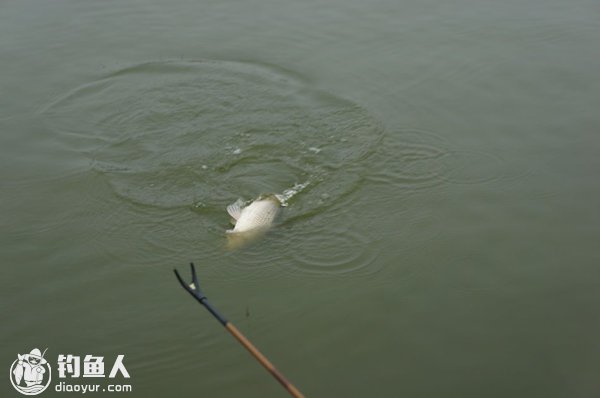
{"left": 367, "top": 129, "right": 449, "bottom": 190}
{"left": 40, "top": 59, "right": 383, "bottom": 219}
{"left": 288, "top": 227, "right": 381, "bottom": 276}
{"left": 367, "top": 128, "right": 507, "bottom": 190}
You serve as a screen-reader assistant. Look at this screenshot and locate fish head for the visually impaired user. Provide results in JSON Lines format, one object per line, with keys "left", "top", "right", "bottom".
{"left": 256, "top": 193, "right": 282, "bottom": 206}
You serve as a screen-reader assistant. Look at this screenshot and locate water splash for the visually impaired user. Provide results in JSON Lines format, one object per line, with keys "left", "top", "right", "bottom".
{"left": 275, "top": 181, "right": 310, "bottom": 207}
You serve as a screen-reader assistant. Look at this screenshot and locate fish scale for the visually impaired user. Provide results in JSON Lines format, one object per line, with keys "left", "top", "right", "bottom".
{"left": 228, "top": 196, "right": 281, "bottom": 233}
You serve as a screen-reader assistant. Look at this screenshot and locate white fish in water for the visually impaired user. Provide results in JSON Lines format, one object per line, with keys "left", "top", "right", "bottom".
{"left": 225, "top": 194, "right": 282, "bottom": 248}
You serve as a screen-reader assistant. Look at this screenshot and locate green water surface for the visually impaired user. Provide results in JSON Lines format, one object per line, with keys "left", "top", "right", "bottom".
{"left": 2, "top": 0, "right": 600, "bottom": 397}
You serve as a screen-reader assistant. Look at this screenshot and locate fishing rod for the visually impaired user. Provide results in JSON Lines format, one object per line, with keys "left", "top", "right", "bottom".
{"left": 174, "top": 263, "right": 305, "bottom": 398}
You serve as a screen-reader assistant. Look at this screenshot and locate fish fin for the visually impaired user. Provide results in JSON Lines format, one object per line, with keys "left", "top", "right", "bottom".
{"left": 13, "top": 365, "right": 23, "bottom": 385}
{"left": 226, "top": 199, "right": 244, "bottom": 221}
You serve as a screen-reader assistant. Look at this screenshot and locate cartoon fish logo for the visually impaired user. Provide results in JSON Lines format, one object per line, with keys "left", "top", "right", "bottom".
{"left": 10, "top": 348, "right": 52, "bottom": 396}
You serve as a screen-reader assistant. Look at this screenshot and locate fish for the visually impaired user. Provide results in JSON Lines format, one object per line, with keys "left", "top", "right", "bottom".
{"left": 225, "top": 194, "right": 282, "bottom": 249}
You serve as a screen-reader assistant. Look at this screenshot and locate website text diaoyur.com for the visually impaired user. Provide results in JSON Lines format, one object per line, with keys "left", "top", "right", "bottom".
{"left": 55, "top": 382, "right": 132, "bottom": 393}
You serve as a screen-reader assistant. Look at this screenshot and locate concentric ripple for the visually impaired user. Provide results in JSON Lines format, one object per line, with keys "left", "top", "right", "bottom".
{"left": 209, "top": 218, "right": 382, "bottom": 279}
{"left": 282, "top": 194, "right": 385, "bottom": 277}
{"left": 40, "top": 60, "right": 383, "bottom": 214}
{"left": 367, "top": 129, "right": 506, "bottom": 189}
{"left": 288, "top": 227, "right": 380, "bottom": 276}
{"left": 367, "top": 129, "right": 449, "bottom": 190}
